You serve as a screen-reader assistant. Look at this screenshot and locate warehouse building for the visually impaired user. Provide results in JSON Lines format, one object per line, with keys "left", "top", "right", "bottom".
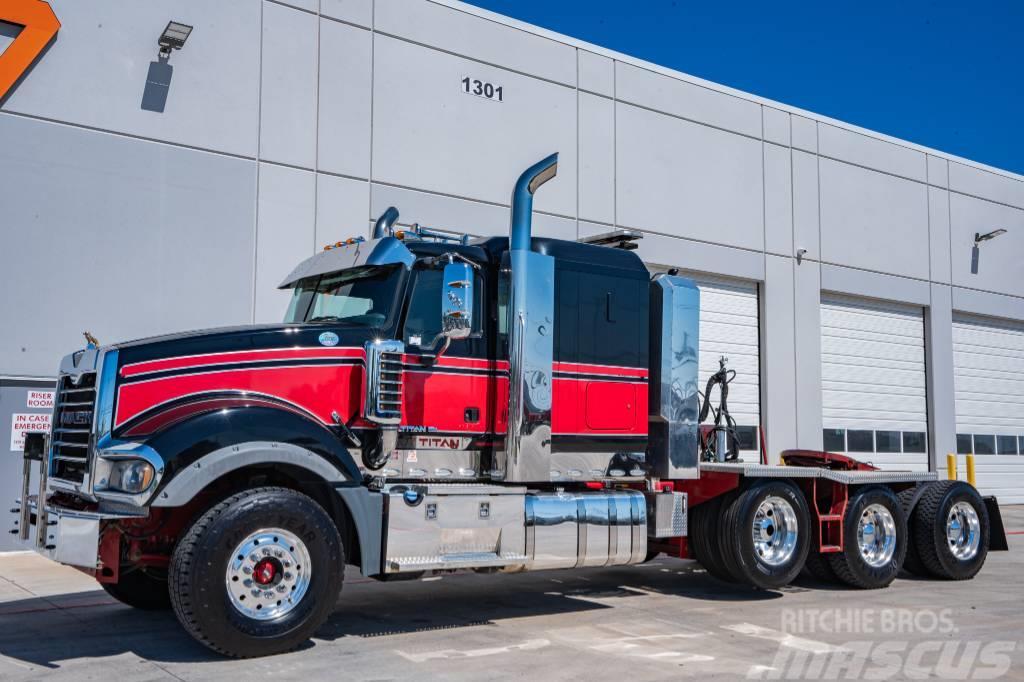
{"left": 1, "top": 0, "right": 1022, "bottom": 552}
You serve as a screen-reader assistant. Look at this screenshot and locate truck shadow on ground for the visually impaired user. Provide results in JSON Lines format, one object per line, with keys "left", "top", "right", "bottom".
{"left": 0, "top": 558, "right": 781, "bottom": 668}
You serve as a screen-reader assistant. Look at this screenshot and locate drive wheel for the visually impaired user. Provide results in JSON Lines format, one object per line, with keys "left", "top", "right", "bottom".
{"left": 898, "top": 486, "right": 927, "bottom": 576}
{"left": 828, "top": 486, "right": 906, "bottom": 589}
{"left": 691, "top": 495, "right": 738, "bottom": 583}
{"left": 101, "top": 569, "right": 171, "bottom": 610}
{"left": 912, "top": 481, "right": 990, "bottom": 580}
{"left": 169, "top": 487, "right": 344, "bottom": 658}
{"left": 719, "top": 481, "right": 811, "bottom": 589}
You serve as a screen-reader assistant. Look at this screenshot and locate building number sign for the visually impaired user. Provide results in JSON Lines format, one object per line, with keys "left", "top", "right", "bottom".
{"left": 461, "top": 76, "right": 504, "bottom": 102}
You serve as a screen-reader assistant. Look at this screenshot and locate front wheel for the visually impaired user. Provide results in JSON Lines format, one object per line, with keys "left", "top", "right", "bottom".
{"left": 169, "top": 487, "right": 344, "bottom": 658}
{"left": 828, "top": 486, "right": 907, "bottom": 589}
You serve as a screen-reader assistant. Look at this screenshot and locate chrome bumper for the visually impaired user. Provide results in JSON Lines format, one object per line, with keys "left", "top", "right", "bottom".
{"left": 11, "top": 495, "right": 104, "bottom": 569}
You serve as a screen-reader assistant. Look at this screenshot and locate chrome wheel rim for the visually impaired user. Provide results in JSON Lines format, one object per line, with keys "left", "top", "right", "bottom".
{"left": 857, "top": 503, "right": 897, "bottom": 568}
{"left": 946, "top": 501, "right": 981, "bottom": 561}
{"left": 225, "top": 528, "right": 312, "bottom": 621}
{"left": 751, "top": 495, "right": 800, "bottom": 567}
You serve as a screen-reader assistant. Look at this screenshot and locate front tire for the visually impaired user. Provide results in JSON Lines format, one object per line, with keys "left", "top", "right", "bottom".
{"left": 828, "top": 486, "right": 907, "bottom": 589}
{"left": 912, "top": 480, "right": 990, "bottom": 580}
{"left": 101, "top": 569, "right": 171, "bottom": 610}
{"left": 169, "top": 487, "right": 344, "bottom": 658}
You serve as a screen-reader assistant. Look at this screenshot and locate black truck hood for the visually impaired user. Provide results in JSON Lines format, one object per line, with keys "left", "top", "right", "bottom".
{"left": 114, "top": 323, "right": 383, "bottom": 366}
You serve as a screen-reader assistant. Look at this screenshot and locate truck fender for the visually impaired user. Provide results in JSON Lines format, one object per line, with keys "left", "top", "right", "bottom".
{"left": 151, "top": 440, "right": 347, "bottom": 507}
{"left": 141, "top": 405, "right": 363, "bottom": 484}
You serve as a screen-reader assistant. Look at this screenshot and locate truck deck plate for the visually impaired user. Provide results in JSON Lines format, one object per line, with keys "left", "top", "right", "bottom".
{"left": 700, "top": 462, "right": 938, "bottom": 485}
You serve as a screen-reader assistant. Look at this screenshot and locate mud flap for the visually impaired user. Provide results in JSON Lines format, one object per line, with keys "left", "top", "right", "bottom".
{"left": 984, "top": 496, "right": 1008, "bottom": 551}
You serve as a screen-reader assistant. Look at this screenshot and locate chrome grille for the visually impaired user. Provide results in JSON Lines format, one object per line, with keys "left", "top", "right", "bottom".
{"left": 363, "top": 339, "right": 404, "bottom": 425}
{"left": 377, "top": 351, "right": 404, "bottom": 418}
{"left": 50, "top": 372, "right": 97, "bottom": 484}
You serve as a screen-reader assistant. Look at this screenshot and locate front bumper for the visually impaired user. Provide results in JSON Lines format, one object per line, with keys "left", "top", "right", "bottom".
{"left": 12, "top": 496, "right": 105, "bottom": 569}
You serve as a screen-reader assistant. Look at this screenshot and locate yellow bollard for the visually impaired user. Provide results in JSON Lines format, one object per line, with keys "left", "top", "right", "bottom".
{"left": 966, "top": 453, "right": 977, "bottom": 487}
{"left": 946, "top": 453, "right": 957, "bottom": 481}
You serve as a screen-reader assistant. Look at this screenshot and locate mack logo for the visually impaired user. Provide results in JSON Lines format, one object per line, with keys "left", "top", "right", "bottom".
{"left": 60, "top": 410, "right": 92, "bottom": 427}
{"left": 0, "top": 0, "right": 60, "bottom": 102}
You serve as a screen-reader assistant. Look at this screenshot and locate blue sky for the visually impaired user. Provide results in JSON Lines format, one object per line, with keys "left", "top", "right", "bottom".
{"left": 463, "top": 0, "right": 1024, "bottom": 176}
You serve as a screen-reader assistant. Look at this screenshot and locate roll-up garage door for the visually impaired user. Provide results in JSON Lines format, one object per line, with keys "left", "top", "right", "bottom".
{"left": 820, "top": 294, "right": 929, "bottom": 471}
{"left": 648, "top": 267, "right": 762, "bottom": 455}
{"left": 953, "top": 313, "right": 1024, "bottom": 504}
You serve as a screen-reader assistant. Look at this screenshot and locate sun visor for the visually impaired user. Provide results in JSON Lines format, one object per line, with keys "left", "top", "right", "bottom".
{"left": 278, "top": 237, "right": 416, "bottom": 289}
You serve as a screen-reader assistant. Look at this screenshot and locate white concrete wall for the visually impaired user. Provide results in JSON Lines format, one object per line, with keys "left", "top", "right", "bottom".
{"left": 1, "top": 0, "right": 1022, "bottom": 468}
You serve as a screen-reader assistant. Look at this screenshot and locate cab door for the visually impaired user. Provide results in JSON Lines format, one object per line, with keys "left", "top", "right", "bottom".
{"left": 400, "top": 266, "right": 492, "bottom": 439}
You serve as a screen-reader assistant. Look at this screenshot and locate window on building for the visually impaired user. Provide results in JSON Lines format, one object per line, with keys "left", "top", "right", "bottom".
{"left": 735, "top": 426, "right": 758, "bottom": 451}
{"left": 997, "top": 435, "right": 1019, "bottom": 455}
{"left": 973, "top": 435, "right": 995, "bottom": 455}
{"left": 903, "top": 432, "right": 927, "bottom": 454}
{"left": 823, "top": 428, "right": 845, "bottom": 452}
{"left": 875, "top": 431, "right": 901, "bottom": 453}
{"left": 956, "top": 434, "right": 973, "bottom": 455}
{"left": 847, "top": 430, "right": 874, "bottom": 453}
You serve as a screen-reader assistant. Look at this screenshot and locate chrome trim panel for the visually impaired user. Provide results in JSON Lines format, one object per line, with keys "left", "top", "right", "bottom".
{"left": 646, "top": 490, "right": 688, "bottom": 538}
{"left": 152, "top": 441, "right": 348, "bottom": 507}
{"left": 648, "top": 274, "right": 701, "bottom": 479}
{"left": 502, "top": 250, "right": 555, "bottom": 482}
{"left": 278, "top": 236, "right": 415, "bottom": 289}
{"left": 12, "top": 496, "right": 140, "bottom": 569}
{"left": 363, "top": 340, "right": 404, "bottom": 425}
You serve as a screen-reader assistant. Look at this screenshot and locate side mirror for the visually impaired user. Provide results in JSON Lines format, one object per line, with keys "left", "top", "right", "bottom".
{"left": 440, "top": 262, "right": 474, "bottom": 341}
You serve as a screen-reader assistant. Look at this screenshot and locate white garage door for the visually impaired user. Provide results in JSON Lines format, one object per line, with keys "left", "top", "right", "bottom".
{"left": 821, "top": 294, "right": 929, "bottom": 471}
{"left": 649, "top": 267, "right": 762, "bottom": 455}
{"left": 953, "top": 313, "right": 1024, "bottom": 504}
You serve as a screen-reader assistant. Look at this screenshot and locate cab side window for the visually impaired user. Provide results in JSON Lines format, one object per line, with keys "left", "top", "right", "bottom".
{"left": 403, "top": 268, "right": 483, "bottom": 350}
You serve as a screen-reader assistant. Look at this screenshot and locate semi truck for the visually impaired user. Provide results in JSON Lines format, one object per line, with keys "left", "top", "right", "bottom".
{"left": 12, "top": 154, "right": 1007, "bottom": 658}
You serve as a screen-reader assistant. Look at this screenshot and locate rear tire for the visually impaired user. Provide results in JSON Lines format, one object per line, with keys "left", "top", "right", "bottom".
{"left": 828, "top": 486, "right": 906, "bottom": 589}
{"left": 169, "top": 487, "right": 344, "bottom": 658}
{"left": 691, "top": 496, "right": 738, "bottom": 583}
{"left": 912, "top": 481, "right": 990, "bottom": 580}
{"left": 718, "top": 481, "right": 811, "bottom": 589}
{"left": 801, "top": 550, "right": 838, "bottom": 584}
{"left": 898, "top": 487, "right": 927, "bottom": 576}
{"left": 101, "top": 569, "right": 171, "bottom": 610}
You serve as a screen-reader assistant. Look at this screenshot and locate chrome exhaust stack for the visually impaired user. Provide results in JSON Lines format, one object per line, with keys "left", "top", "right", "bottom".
{"left": 371, "top": 206, "right": 400, "bottom": 239}
{"left": 500, "top": 153, "right": 558, "bottom": 482}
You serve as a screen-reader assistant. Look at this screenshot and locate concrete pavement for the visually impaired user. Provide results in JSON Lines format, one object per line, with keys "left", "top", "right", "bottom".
{"left": 0, "top": 506, "right": 1021, "bottom": 681}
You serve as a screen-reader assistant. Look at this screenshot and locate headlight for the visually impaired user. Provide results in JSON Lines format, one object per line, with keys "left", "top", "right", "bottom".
{"left": 93, "top": 441, "right": 164, "bottom": 504}
{"left": 105, "top": 459, "right": 156, "bottom": 494}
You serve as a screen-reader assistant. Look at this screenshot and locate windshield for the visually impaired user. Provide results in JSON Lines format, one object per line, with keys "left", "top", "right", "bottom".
{"left": 284, "top": 265, "right": 402, "bottom": 326}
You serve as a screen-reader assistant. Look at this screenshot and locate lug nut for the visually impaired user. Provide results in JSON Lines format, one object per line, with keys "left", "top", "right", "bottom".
{"left": 249, "top": 554, "right": 259, "bottom": 562}
{"left": 276, "top": 584, "right": 287, "bottom": 593}
{"left": 244, "top": 579, "right": 253, "bottom": 587}
{"left": 263, "top": 591, "right": 274, "bottom": 599}
{"left": 251, "top": 589, "right": 261, "bottom": 597}
{"left": 242, "top": 566, "right": 252, "bottom": 575}
{"left": 274, "top": 550, "right": 284, "bottom": 558}
{"left": 283, "top": 572, "right": 293, "bottom": 581}
{"left": 262, "top": 548, "right": 271, "bottom": 556}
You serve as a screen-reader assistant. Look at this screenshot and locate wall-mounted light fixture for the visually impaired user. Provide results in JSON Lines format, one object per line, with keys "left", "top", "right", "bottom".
{"left": 158, "top": 21, "right": 192, "bottom": 58}
{"left": 971, "top": 228, "right": 1008, "bottom": 274}
{"left": 143, "top": 21, "right": 192, "bottom": 113}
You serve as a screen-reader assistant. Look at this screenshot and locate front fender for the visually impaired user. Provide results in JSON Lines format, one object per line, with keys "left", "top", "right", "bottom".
{"left": 144, "top": 405, "right": 363, "bottom": 502}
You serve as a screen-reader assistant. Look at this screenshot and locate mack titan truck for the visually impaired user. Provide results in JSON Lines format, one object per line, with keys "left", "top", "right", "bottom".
{"left": 13, "top": 154, "right": 1007, "bottom": 658}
